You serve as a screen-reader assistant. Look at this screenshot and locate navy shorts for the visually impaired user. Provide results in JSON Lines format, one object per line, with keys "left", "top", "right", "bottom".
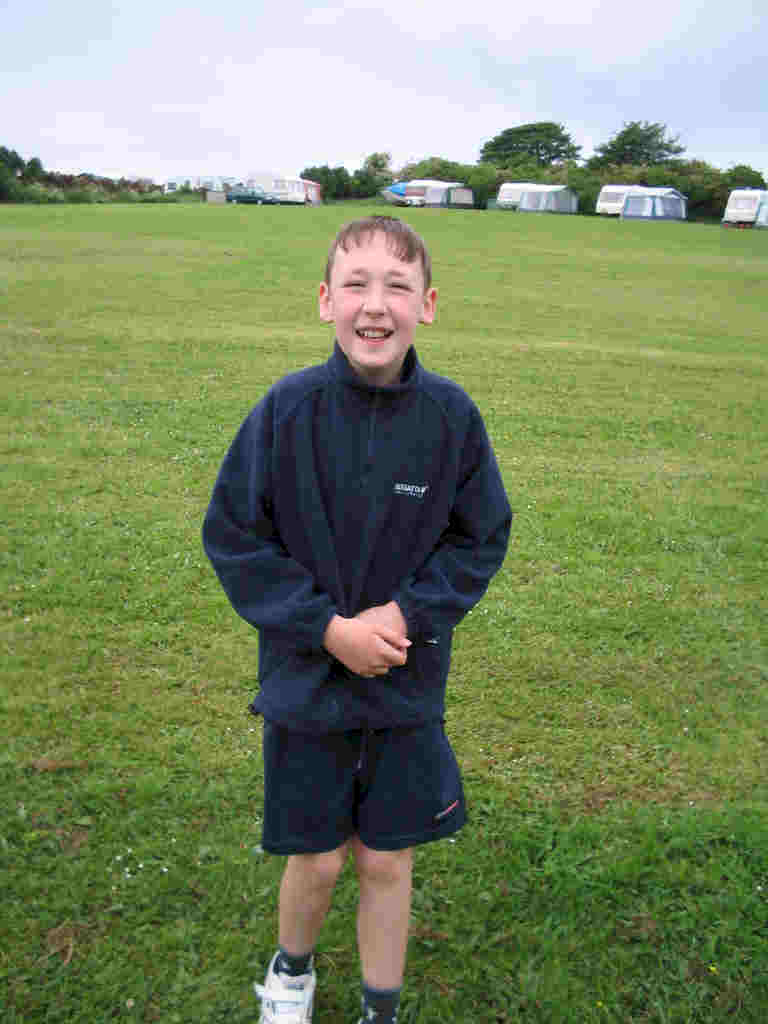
{"left": 261, "top": 721, "right": 466, "bottom": 854}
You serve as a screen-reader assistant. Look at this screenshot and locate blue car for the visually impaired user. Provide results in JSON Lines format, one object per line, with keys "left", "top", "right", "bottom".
{"left": 226, "top": 186, "right": 279, "bottom": 205}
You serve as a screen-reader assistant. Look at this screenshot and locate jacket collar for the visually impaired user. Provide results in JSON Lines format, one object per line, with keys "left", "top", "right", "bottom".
{"left": 328, "top": 341, "right": 422, "bottom": 394}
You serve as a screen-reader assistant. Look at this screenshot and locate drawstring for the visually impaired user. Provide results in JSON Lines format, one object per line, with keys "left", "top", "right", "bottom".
{"left": 356, "top": 728, "right": 371, "bottom": 774}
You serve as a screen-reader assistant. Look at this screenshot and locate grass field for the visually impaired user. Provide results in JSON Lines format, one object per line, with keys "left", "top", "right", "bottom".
{"left": 1, "top": 202, "right": 767, "bottom": 1023}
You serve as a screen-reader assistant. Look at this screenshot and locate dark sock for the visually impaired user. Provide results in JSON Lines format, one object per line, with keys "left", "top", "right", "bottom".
{"left": 275, "top": 947, "right": 313, "bottom": 977}
{"left": 361, "top": 982, "right": 401, "bottom": 1023}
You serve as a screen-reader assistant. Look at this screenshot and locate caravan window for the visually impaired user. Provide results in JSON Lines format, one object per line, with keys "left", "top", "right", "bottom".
{"left": 731, "top": 196, "right": 759, "bottom": 210}
{"left": 601, "top": 191, "right": 624, "bottom": 203}
{"left": 525, "top": 192, "right": 544, "bottom": 209}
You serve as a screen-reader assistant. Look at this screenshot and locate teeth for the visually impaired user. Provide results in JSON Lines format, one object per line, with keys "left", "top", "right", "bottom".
{"left": 358, "top": 329, "right": 391, "bottom": 339}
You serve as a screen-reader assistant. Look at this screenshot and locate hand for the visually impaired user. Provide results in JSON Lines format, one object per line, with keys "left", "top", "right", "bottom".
{"left": 355, "top": 600, "right": 408, "bottom": 638}
{"left": 323, "top": 614, "right": 410, "bottom": 678}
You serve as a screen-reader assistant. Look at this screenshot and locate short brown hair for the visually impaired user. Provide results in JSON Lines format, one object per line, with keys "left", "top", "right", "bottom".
{"left": 324, "top": 215, "right": 432, "bottom": 290}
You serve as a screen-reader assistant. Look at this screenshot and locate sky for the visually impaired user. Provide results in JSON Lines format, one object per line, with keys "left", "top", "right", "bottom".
{"left": 3, "top": 0, "right": 766, "bottom": 185}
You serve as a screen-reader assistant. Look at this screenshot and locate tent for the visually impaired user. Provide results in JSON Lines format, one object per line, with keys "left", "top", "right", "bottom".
{"left": 496, "top": 182, "right": 538, "bottom": 210}
{"left": 403, "top": 180, "right": 463, "bottom": 206}
{"left": 424, "top": 184, "right": 475, "bottom": 209}
{"left": 518, "top": 184, "right": 578, "bottom": 214}
{"left": 722, "top": 188, "right": 768, "bottom": 227}
{"left": 381, "top": 181, "right": 408, "bottom": 205}
{"left": 620, "top": 187, "right": 687, "bottom": 221}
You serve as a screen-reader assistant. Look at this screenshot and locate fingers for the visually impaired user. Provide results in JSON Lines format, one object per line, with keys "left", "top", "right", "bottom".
{"left": 365, "top": 661, "right": 395, "bottom": 678}
{"left": 371, "top": 635, "right": 408, "bottom": 669}
{"left": 372, "top": 626, "right": 411, "bottom": 651}
{"left": 355, "top": 602, "right": 408, "bottom": 639}
{"left": 361, "top": 637, "right": 408, "bottom": 677}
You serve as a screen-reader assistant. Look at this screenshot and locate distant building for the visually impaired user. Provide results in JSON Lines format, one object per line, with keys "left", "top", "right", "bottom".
{"left": 164, "top": 175, "right": 237, "bottom": 193}
{"left": 166, "top": 172, "right": 322, "bottom": 203}
{"left": 247, "top": 171, "right": 322, "bottom": 204}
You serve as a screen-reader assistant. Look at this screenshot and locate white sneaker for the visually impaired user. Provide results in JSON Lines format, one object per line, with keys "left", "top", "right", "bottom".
{"left": 254, "top": 952, "right": 316, "bottom": 1024}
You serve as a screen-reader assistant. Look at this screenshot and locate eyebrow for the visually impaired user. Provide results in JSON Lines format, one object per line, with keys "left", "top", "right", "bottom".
{"left": 341, "top": 266, "right": 412, "bottom": 278}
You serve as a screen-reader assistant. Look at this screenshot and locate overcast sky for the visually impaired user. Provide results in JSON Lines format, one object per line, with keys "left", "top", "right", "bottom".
{"left": 3, "top": 0, "right": 766, "bottom": 184}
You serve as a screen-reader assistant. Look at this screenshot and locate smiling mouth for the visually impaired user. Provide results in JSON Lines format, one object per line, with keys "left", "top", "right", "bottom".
{"left": 356, "top": 328, "right": 393, "bottom": 340}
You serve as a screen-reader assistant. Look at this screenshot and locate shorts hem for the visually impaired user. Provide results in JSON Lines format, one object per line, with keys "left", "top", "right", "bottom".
{"left": 360, "top": 810, "right": 467, "bottom": 851}
{"left": 261, "top": 834, "right": 352, "bottom": 856}
{"left": 262, "top": 812, "right": 466, "bottom": 856}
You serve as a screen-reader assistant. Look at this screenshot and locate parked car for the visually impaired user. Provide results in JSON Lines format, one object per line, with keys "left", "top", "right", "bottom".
{"left": 226, "top": 186, "right": 279, "bottom": 205}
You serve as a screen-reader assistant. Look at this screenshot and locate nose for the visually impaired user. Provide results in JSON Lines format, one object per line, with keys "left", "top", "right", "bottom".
{"left": 362, "top": 283, "right": 386, "bottom": 314}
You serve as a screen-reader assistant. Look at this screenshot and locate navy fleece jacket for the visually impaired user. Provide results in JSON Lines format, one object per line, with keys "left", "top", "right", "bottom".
{"left": 202, "top": 343, "right": 511, "bottom": 733}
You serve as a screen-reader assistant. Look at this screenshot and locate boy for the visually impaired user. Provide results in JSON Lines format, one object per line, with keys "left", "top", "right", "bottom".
{"left": 203, "top": 215, "right": 511, "bottom": 1023}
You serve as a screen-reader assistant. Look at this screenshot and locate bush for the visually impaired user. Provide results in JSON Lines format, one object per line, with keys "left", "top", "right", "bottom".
{"left": 0, "top": 165, "right": 20, "bottom": 201}
{"left": 63, "top": 188, "right": 107, "bottom": 203}
{"left": 15, "top": 182, "right": 63, "bottom": 203}
{"left": 138, "top": 193, "right": 179, "bottom": 203}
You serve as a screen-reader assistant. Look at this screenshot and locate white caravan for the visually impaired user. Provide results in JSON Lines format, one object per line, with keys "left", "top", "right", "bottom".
{"left": 597, "top": 184, "right": 687, "bottom": 219}
{"left": 596, "top": 184, "right": 634, "bottom": 215}
{"left": 403, "top": 179, "right": 463, "bottom": 207}
{"left": 496, "top": 182, "right": 538, "bottom": 210}
{"left": 722, "top": 188, "right": 768, "bottom": 227}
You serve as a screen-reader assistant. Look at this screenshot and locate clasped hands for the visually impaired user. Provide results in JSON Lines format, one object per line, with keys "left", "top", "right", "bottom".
{"left": 323, "top": 601, "right": 410, "bottom": 678}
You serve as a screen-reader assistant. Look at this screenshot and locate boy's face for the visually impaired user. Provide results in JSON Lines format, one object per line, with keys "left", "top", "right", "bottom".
{"left": 318, "top": 232, "right": 437, "bottom": 386}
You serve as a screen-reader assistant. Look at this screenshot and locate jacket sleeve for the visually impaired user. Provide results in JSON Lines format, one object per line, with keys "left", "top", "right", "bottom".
{"left": 393, "top": 404, "right": 511, "bottom": 638}
{"left": 202, "top": 396, "right": 337, "bottom": 651}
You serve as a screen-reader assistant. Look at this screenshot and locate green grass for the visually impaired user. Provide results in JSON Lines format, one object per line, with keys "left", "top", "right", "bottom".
{"left": 1, "top": 202, "right": 767, "bottom": 1022}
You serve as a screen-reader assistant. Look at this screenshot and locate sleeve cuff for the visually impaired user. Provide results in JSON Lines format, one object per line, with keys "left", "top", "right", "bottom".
{"left": 312, "top": 605, "right": 339, "bottom": 652}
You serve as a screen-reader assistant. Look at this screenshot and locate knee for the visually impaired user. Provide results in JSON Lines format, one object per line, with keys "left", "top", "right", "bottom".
{"left": 353, "top": 842, "right": 412, "bottom": 887}
{"left": 291, "top": 845, "right": 348, "bottom": 890}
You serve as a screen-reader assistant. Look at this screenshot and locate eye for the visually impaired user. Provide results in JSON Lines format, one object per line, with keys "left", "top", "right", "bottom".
{"left": 389, "top": 282, "right": 411, "bottom": 291}
{"left": 344, "top": 280, "right": 364, "bottom": 288}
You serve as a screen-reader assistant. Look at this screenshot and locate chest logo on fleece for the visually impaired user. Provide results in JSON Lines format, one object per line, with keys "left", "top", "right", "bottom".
{"left": 393, "top": 482, "right": 429, "bottom": 498}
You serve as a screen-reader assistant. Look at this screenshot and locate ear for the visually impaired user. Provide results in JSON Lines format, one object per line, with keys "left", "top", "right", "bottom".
{"left": 318, "top": 281, "right": 334, "bottom": 323}
{"left": 419, "top": 287, "right": 437, "bottom": 324}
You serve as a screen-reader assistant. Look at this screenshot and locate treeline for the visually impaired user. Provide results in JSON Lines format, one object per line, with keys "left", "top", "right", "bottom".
{"left": 5, "top": 118, "right": 766, "bottom": 217}
{"left": 304, "top": 155, "right": 766, "bottom": 220}
{"left": 0, "top": 147, "right": 171, "bottom": 204}
{"left": 304, "top": 123, "right": 766, "bottom": 219}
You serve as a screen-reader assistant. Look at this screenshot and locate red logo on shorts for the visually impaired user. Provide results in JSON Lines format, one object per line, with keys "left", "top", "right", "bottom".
{"left": 434, "top": 799, "right": 459, "bottom": 821}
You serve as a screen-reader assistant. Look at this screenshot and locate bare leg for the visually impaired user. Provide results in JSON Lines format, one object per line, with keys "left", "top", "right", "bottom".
{"left": 278, "top": 845, "right": 349, "bottom": 955}
{"left": 351, "top": 837, "right": 413, "bottom": 989}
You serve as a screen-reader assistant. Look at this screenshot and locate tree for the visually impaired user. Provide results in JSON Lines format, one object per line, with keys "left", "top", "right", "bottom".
{"left": 22, "top": 156, "right": 44, "bottom": 181}
{"left": 396, "top": 156, "right": 468, "bottom": 182}
{"left": 724, "top": 164, "right": 766, "bottom": 190}
{"left": 361, "top": 152, "right": 393, "bottom": 187}
{"left": 588, "top": 121, "right": 685, "bottom": 168}
{"left": 0, "top": 146, "right": 25, "bottom": 175}
{"left": 480, "top": 123, "right": 581, "bottom": 167}
{"left": 300, "top": 165, "right": 352, "bottom": 200}
{"left": 349, "top": 169, "right": 380, "bottom": 199}
{"left": 0, "top": 164, "right": 20, "bottom": 200}
{"left": 463, "top": 164, "right": 501, "bottom": 208}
